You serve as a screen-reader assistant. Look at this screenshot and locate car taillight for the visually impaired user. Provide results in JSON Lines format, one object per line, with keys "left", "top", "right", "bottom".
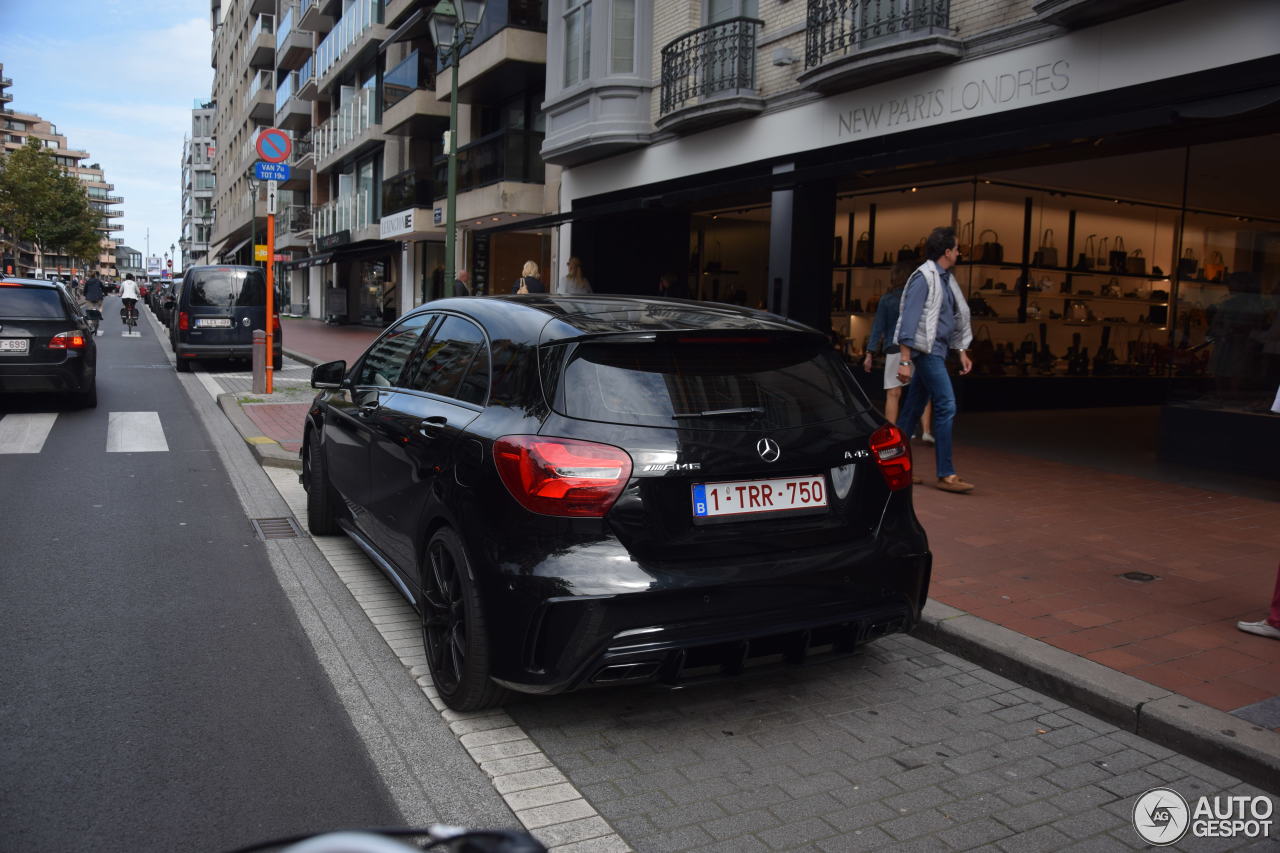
{"left": 178, "top": 311, "right": 190, "bottom": 330}
{"left": 869, "top": 424, "right": 912, "bottom": 491}
{"left": 493, "top": 436, "right": 633, "bottom": 518}
{"left": 48, "top": 331, "right": 86, "bottom": 350}
{"left": 272, "top": 315, "right": 281, "bottom": 335}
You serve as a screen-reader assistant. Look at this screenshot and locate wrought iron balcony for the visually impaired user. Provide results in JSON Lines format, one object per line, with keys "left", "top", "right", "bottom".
{"left": 658, "top": 17, "right": 764, "bottom": 133}
{"left": 801, "top": 0, "right": 960, "bottom": 92}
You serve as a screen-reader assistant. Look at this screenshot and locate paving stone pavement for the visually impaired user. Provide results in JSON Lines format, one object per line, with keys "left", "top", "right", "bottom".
{"left": 505, "top": 636, "right": 1275, "bottom": 852}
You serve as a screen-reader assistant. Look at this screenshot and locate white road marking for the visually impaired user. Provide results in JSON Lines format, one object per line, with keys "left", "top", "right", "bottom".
{"left": 0, "top": 413, "right": 58, "bottom": 454}
{"left": 106, "top": 411, "right": 169, "bottom": 453}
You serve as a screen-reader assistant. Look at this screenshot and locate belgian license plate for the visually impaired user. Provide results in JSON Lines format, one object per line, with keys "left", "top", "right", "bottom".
{"left": 0, "top": 338, "right": 29, "bottom": 353}
{"left": 692, "top": 475, "right": 828, "bottom": 519}
{"left": 196, "top": 318, "right": 232, "bottom": 328}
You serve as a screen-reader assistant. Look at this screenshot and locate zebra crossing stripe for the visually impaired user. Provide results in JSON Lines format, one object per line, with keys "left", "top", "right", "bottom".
{"left": 106, "top": 411, "right": 169, "bottom": 453}
{"left": 0, "top": 413, "right": 58, "bottom": 454}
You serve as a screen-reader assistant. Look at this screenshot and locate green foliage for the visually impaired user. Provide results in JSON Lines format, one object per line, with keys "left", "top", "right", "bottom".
{"left": 0, "top": 137, "right": 104, "bottom": 264}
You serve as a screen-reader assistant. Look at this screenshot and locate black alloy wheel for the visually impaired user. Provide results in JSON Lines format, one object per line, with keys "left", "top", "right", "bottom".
{"left": 304, "top": 429, "right": 339, "bottom": 535}
{"left": 421, "top": 528, "right": 507, "bottom": 711}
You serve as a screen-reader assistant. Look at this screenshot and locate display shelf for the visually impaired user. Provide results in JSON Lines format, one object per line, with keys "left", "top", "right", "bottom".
{"left": 977, "top": 291, "right": 1168, "bottom": 307}
{"left": 967, "top": 262, "right": 1171, "bottom": 280}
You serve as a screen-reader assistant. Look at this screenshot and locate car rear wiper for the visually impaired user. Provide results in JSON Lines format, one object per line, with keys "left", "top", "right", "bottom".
{"left": 672, "top": 407, "right": 765, "bottom": 419}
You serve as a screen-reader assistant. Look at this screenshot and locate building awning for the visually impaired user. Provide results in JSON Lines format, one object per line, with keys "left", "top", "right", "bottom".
{"left": 284, "top": 251, "right": 334, "bottom": 270}
{"left": 220, "top": 235, "right": 253, "bottom": 260}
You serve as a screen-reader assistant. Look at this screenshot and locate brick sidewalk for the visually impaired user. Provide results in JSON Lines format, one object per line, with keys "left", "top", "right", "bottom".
{"left": 252, "top": 317, "right": 1280, "bottom": 730}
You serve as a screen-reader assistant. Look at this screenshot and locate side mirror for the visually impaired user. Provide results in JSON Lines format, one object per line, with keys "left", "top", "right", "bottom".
{"left": 312, "top": 359, "right": 347, "bottom": 389}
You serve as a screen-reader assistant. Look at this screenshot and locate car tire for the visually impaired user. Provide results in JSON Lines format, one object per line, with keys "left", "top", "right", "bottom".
{"left": 175, "top": 356, "right": 191, "bottom": 373}
{"left": 273, "top": 353, "right": 282, "bottom": 372}
{"left": 421, "top": 527, "right": 509, "bottom": 712}
{"left": 304, "top": 429, "right": 340, "bottom": 536}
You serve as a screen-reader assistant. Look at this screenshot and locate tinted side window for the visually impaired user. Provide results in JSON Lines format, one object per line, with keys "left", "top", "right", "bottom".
{"left": 353, "top": 314, "right": 433, "bottom": 387}
{"left": 406, "top": 316, "right": 489, "bottom": 403}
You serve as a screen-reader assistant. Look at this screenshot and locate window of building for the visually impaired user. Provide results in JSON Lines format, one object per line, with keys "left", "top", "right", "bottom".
{"left": 611, "top": 0, "right": 635, "bottom": 74}
{"left": 708, "top": 0, "right": 757, "bottom": 22}
{"left": 563, "top": 0, "right": 591, "bottom": 86}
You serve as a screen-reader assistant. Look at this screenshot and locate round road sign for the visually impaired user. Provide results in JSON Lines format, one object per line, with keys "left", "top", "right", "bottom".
{"left": 256, "top": 128, "right": 292, "bottom": 164}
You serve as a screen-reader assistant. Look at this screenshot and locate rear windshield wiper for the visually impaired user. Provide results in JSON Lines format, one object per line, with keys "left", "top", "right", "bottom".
{"left": 672, "top": 407, "right": 765, "bottom": 419}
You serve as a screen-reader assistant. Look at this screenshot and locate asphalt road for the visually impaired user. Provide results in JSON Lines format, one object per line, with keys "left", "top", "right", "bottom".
{"left": 0, "top": 296, "right": 401, "bottom": 851}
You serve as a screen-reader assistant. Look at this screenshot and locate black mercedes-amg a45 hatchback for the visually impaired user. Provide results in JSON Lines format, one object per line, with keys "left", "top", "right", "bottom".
{"left": 302, "top": 295, "right": 930, "bottom": 710}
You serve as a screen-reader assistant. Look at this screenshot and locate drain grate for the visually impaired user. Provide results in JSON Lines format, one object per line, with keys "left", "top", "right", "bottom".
{"left": 1118, "top": 571, "right": 1159, "bottom": 583}
{"left": 252, "top": 516, "right": 302, "bottom": 540}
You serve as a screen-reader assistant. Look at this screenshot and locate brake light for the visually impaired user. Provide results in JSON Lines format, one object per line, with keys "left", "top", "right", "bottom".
{"left": 869, "top": 424, "right": 912, "bottom": 491}
{"left": 49, "top": 331, "right": 86, "bottom": 350}
{"left": 272, "top": 315, "right": 281, "bottom": 335}
{"left": 178, "top": 311, "right": 190, "bottom": 330}
{"left": 494, "top": 436, "right": 633, "bottom": 517}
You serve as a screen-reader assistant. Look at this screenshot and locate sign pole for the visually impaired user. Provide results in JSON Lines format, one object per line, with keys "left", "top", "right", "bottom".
{"left": 266, "top": 208, "right": 275, "bottom": 394}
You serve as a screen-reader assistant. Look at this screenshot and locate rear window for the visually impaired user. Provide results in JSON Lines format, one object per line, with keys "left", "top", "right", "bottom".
{"left": 549, "top": 336, "right": 866, "bottom": 429}
{"left": 0, "top": 287, "right": 66, "bottom": 319}
{"left": 187, "top": 270, "right": 267, "bottom": 308}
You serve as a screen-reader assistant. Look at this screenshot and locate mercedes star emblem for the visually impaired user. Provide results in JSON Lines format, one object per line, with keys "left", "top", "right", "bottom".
{"left": 756, "top": 437, "right": 781, "bottom": 463}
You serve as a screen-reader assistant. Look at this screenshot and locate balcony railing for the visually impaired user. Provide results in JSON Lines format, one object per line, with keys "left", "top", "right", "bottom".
{"left": 275, "top": 71, "right": 298, "bottom": 114}
{"left": 438, "top": 0, "right": 548, "bottom": 68}
{"left": 805, "top": 0, "right": 950, "bottom": 68}
{"left": 282, "top": 203, "right": 313, "bottom": 234}
{"left": 383, "top": 49, "right": 435, "bottom": 113}
{"left": 313, "top": 87, "right": 378, "bottom": 162}
{"left": 315, "top": 0, "right": 383, "bottom": 81}
{"left": 431, "top": 129, "right": 545, "bottom": 194}
{"left": 382, "top": 168, "right": 434, "bottom": 213}
{"left": 250, "top": 12, "right": 275, "bottom": 43}
{"left": 276, "top": 5, "right": 296, "bottom": 51}
{"left": 660, "top": 17, "right": 763, "bottom": 116}
{"left": 248, "top": 68, "right": 274, "bottom": 100}
{"left": 293, "top": 131, "right": 314, "bottom": 163}
{"left": 314, "top": 192, "right": 373, "bottom": 238}
{"left": 299, "top": 56, "right": 314, "bottom": 86}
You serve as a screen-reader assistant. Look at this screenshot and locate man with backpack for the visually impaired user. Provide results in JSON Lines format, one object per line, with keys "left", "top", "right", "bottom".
{"left": 83, "top": 274, "right": 105, "bottom": 312}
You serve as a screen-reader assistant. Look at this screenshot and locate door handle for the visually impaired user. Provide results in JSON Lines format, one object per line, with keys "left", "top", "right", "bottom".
{"left": 356, "top": 401, "right": 379, "bottom": 418}
{"left": 418, "top": 415, "right": 447, "bottom": 437}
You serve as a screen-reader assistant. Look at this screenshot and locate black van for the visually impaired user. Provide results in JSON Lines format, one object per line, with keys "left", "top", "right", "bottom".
{"left": 168, "top": 265, "right": 283, "bottom": 373}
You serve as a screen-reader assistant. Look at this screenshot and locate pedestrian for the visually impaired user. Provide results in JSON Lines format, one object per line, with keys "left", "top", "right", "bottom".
{"left": 83, "top": 273, "right": 105, "bottom": 313}
{"left": 453, "top": 269, "right": 472, "bottom": 297}
{"left": 1237, "top": 561, "right": 1280, "bottom": 640}
{"left": 561, "top": 256, "right": 592, "bottom": 295}
{"left": 893, "top": 225, "right": 975, "bottom": 494}
{"left": 657, "top": 272, "right": 689, "bottom": 299}
{"left": 513, "top": 261, "right": 545, "bottom": 294}
{"left": 865, "top": 260, "right": 934, "bottom": 433}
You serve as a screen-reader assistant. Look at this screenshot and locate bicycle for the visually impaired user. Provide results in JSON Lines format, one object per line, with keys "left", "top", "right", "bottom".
{"left": 121, "top": 297, "right": 139, "bottom": 334}
{"left": 229, "top": 826, "right": 547, "bottom": 853}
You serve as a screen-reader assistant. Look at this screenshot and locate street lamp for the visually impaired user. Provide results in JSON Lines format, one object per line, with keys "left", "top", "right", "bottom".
{"left": 429, "top": 0, "right": 486, "bottom": 289}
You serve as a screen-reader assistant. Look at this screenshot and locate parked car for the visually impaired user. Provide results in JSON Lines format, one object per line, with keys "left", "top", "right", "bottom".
{"left": 167, "top": 265, "right": 282, "bottom": 372}
{"left": 0, "top": 276, "right": 98, "bottom": 407}
{"left": 301, "top": 295, "right": 930, "bottom": 710}
{"left": 150, "top": 280, "right": 175, "bottom": 326}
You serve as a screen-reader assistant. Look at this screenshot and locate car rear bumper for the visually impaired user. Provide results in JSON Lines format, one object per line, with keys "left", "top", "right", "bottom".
{"left": 174, "top": 343, "right": 282, "bottom": 361}
{"left": 0, "top": 363, "right": 92, "bottom": 393}
{"left": 487, "top": 545, "right": 931, "bottom": 695}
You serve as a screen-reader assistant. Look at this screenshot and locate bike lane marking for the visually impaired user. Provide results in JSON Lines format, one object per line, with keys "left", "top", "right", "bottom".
{"left": 0, "top": 413, "right": 58, "bottom": 454}
{"left": 106, "top": 411, "right": 169, "bottom": 453}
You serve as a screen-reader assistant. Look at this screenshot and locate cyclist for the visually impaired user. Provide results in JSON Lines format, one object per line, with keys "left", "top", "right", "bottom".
{"left": 119, "top": 273, "right": 141, "bottom": 327}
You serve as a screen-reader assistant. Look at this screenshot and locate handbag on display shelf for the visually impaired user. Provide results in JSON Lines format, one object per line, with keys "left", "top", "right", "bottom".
{"left": 976, "top": 229, "right": 1003, "bottom": 264}
{"left": 970, "top": 325, "right": 996, "bottom": 374}
{"left": 1178, "top": 248, "right": 1198, "bottom": 278}
{"left": 1125, "top": 248, "right": 1146, "bottom": 276}
{"left": 1202, "top": 251, "right": 1226, "bottom": 282}
{"left": 1067, "top": 300, "right": 1090, "bottom": 322}
{"left": 853, "top": 231, "right": 872, "bottom": 265}
{"left": 1109, "top": 237, "right": 1129, "bottom": 273}
{"left": 1033, "top": 229, "right": 1058, "bottom": 267}
{"left": 897, "top": 243, "right": 917, "bottom": 262}
{"left": 1150, "top": 289, "right": 1169, "bottom": 301}
{"left": 1096, "top": 236, "right": 1110, "bottom": 270}
{"left": 1101, "top": 278, "right": 1122, "bottom": 298}
{"left": 957, "top": 221, "right": 974, "bottom": 258}
{"left": 1075, "top": 235, "right": 1096, "bottom": 270}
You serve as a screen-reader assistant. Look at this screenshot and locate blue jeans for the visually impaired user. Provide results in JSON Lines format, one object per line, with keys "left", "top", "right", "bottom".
{"left": 896, "top": 352, "right": 958, "bottom": 479}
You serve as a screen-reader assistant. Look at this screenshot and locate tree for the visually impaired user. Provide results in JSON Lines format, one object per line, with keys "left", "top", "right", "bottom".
{"left": 0, "top": 137, "right": 103, "bottom": 267}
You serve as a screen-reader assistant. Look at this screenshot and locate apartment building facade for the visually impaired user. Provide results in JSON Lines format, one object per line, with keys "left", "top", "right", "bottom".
{"left": 0, "top": 64, "right": 122, "bottom": 279}
{"left": 181, "top": 101, "right": 217, "bottom": 269}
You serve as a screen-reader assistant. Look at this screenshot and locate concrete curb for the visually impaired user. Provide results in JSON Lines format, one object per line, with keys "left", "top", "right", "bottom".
{"left": 284, "top": 347, "right": 320, "bottom": 368}
{"left": 217, "top": 392, "right": 302, "bottom": 471}
{"left": 916, "top": 599, "right": 1280, "bottom": 796}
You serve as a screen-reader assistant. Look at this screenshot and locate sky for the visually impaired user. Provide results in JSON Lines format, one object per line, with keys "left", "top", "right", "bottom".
{"left": 0, "top": 0, "right": 213, "bottom": 269}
